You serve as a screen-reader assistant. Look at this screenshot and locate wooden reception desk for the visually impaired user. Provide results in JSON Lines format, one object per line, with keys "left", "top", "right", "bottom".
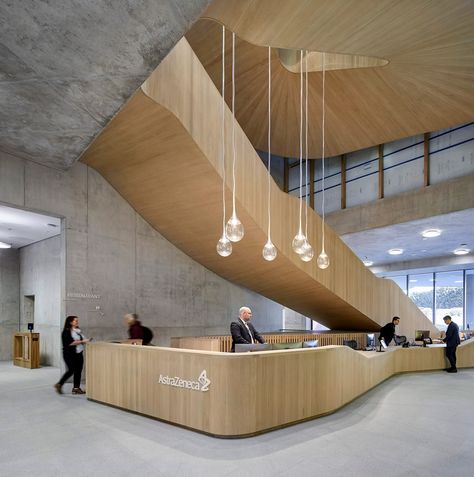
{"left": 86, "top": 340, "right": 474, "bottom": 437}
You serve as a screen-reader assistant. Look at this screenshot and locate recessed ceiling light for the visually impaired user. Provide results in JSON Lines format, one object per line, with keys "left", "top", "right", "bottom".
{"left": 421, "top": 229, "right": 441, "bottom": 238}
{"left": 388, "top": 248, "right": 403, "bottom": 255}
{"left": 409, "top": 279, "right": 418, "bottom": 283}
{"left": 0, "top": 241, "right": 12, "bottom": 249}
{"left": 363, "top": 259, "right": 373, "bottom": 267}
{"left": 455, "top": 280, "right": 463, "bottom": 284}
{"left": 453, "top": 246, "right": 470, "bottom": 256}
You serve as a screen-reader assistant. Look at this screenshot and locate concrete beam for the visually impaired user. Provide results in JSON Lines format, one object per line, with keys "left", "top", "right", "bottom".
{"left": 326, "top": 173, "right": 474, "bottom": 235}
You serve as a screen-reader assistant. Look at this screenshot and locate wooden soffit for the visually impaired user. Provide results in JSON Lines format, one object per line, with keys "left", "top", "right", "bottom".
{"left": 185, "top": 0, "right": 474, "bottom": 158}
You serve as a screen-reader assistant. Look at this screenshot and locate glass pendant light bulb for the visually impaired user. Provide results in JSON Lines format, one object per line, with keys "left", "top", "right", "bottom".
{"left": 226, "top": 213, "right": 244, "bottom": 242}
{"left": 317, "top": 249, "right": 330, "bottom": 269}
{"left": 216, "top": 234, "right": 232, "bottom": 257}
{"left": 262, "top": 240, "right": 277, "bottom": 261}
{"left": 292, "top": 231, "right": 307, "bottom": 254}
{"left": 300, "top": 240, "right": 314, "bottom": 262}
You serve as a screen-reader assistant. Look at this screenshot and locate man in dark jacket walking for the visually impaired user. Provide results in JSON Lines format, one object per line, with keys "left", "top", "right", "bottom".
{"left": 443, "top": 315, "right": 461, "bottom": 373}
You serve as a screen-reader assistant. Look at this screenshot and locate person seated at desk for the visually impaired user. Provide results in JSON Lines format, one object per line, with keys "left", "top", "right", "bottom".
{"left": 379, "top": 316, "right": 400, "bottom": 347}
{"left": 442, "top": 315, "right": 461, "bottom": 373}
{"left": 230, "top": 307, "right": 265, "bottom": 352}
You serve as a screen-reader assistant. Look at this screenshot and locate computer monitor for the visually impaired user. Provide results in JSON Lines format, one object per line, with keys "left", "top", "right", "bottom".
{"left": 415, "top": 330, "right": 430, "bottom": 342}
{"left": 366, "top": 333, "right": 375, "bottom": 349}
{"left": 234, "top": 343, "right": 270, "bottom": 352}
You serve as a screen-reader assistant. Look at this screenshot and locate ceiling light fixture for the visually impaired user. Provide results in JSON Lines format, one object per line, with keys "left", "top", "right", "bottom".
{"left": 262, "top": 45, "right": 277, "bottom": 262}
{"left": 388, "top": 248, "right": 403, "bottom": 255}
{"left": 317, "top": 52, "right": 329, "bottom": 270}
{"left": 453, "top": 245, "right": 470, "bottom": 256}
{"left": 362, "top": 258, "right": 373, "bottom": 267}
{"left": 292, "top": 50, "right": 307, "bottom": 255}
{"left": 421, "top": 229, "right": 441, "bottom": 238}
{"left": 216, "top": 26, "right": 232, "bottom": 257}
{"left": 0, "top": 241, "right": 12, "bottom": 249}
{"left": 225, "top": 32, "right": 244, "bottom": 243}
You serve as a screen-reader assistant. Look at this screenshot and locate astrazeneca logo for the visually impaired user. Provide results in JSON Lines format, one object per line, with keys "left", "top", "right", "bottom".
{"left": 158, "top": 369, "right": 211, "bottom": 392}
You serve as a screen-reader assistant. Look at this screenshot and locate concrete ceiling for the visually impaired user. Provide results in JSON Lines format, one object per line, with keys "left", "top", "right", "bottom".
{"left": 0, "top": 204, "right": 61, "bottom": 249}
{"left": 0, "top": 0, "right": 211, "bottom": 170}
{"left": 341, "top": 209, "right": 474, "bottom": 274}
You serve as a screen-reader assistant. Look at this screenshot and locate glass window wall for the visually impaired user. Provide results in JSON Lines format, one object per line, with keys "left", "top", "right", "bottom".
{"left": 465, "top": 270, "right": 474, "bottom": 330}
{"left": 435, "top": 271, "right": 464, "bottom": 329}
{"left": 408, "top": 273, "right": 434, "bottom": 321}
{"left": 388, "top": 276, "right": 407, "bottom": 294}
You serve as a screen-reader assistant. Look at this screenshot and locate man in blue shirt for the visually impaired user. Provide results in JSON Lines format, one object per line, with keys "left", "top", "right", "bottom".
{"left": 443, "top": 315, "right": 461, "bottom": 373}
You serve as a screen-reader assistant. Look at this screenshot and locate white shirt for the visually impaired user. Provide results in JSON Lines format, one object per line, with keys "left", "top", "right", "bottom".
{"left": 71, "top": 328, "right": 84, "bottom": 353}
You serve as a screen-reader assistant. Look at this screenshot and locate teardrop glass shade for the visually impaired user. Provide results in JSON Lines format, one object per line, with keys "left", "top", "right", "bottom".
{"left": 292, "top": 232, "right": 306, "bottom": 254}
{"left": 300, "top": 241, "right": 314, "bottom": 262}
{"left": 317, "top": 249, "right": 330, "bottom": 269}
{"left": 216, "top": 234, "right": 233, "bottom": 257}
{"left": 262, "top": 240, "right": 277, "bottom": 261}
{"left": 226, "top": 214, "right": 244, "bottom": 242}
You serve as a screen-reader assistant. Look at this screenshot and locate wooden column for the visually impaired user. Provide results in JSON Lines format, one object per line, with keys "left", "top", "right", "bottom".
{"left": 283, "top": 157, "right": 289, "bottom": 193}
{"left": 378, "top": 144, "right": 384, "bottom": 199}
{"left": 340, "top": 154, "right": 346, "bottom": 209}
{"left": 424, "top": 132, "right": 430, "bottom": 187}
{"left": 309, "top": 159, "right": 315, "bottom": 209}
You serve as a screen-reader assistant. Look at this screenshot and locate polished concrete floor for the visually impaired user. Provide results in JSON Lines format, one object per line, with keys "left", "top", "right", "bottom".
{"left": 1, "top": 362, "right": 473, "bottom": 477}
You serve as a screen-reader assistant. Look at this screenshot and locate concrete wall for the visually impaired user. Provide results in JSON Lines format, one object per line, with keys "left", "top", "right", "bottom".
{"left": 0, "top": 248, "right": 19, "bottom": 360}
{"left": 20, "top": 236, "right": 62, "bottom": 366}
{"left": 0, "top": 151, "right": 284, "bottom": 365}
{"left": 288, "top": 122, "right": 474, "bottom": 213}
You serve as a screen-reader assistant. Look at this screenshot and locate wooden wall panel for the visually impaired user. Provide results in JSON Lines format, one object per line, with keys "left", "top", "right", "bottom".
{"left": 81, "top": 38, "right": 436, "bottom": 337}
{"left": 87, "top": 341, "right": 474, "bottom": 436}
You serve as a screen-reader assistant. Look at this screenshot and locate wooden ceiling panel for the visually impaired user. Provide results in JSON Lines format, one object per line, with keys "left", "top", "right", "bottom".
{"left": 186, "top": 0, "right": 474, "bottom": 157}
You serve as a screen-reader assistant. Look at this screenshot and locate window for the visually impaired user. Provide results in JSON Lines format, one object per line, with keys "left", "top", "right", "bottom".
{"left": 435, "top": 271, "right": 464, "bottom": 329}
{"left": 408, "top": 274, "right": 434, "bottom": 321}
{"left": 465, "top": 270, "right": 474, "bottom": 330}
{"left": 388, "top": 275, "right": 407, "bottom": 294}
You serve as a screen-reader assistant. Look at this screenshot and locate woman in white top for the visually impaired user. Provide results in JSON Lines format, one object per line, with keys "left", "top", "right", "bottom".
{"left": 54, "top": 316, "right": 90, "bottom": 395}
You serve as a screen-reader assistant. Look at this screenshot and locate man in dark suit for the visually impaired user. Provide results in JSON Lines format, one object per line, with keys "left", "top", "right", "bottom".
{"left": 379, "top": 316, "right": 400, "bottom": 348}
{"left": 230, "top": 306, "right": 265, "bottom": 352}
{"left": 443, "top": 315, "right": 461, "bottom": 373}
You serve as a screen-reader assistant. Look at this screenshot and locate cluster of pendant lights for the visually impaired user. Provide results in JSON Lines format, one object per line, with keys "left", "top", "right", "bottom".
{"left": 216, "top": 27, "right": 329, "bottom": 269}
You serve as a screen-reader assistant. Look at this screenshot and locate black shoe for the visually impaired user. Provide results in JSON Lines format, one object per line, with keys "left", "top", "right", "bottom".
{"left": 447, "top": 368, "right": 458, "bottom": 373}
{"left": 54, "top": 383, "right": 63, "bottom": 394}
{"left": 72, "top": 387, "right": 86, "bottom": 394}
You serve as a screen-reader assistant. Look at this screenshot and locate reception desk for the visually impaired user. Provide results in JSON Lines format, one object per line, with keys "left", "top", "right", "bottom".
{"left": 86, "top": 340, "right": 474, "bottom": 437}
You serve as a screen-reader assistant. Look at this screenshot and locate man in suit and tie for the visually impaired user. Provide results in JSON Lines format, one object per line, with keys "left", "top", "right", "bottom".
{"left": 443, "top": 315, "right": 461, "bottom": 373}
{"left": 230, "top": 306, "right": 265, "bottom": 352}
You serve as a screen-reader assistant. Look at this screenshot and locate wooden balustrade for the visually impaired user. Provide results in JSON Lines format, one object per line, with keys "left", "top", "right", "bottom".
{"left": 171, "top": 331, "right": 369, "bottom": 353}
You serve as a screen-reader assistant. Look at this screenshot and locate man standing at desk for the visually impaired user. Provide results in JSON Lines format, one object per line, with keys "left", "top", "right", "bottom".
{"left": 230, "top": 307, "right": 265, "bottom": 352}
{"left": 443, "top": 315, "right": 461, "bottom": 373}
{"left": 379, "top": 316, "right": 400, "bottom": 347}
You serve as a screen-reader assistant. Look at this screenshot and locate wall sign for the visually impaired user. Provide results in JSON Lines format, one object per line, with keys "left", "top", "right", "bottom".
{"left": 158, "top": 370, "right": 211, "bottom": 392}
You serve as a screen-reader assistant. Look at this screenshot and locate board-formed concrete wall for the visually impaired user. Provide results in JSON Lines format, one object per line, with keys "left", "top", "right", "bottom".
{"left": 0, "top": 249, "right": 19, "bottom": 360}
{"left": 0, "top": 151, "right": 283, "bottom": 365}
{"left": 20, "top": 236, "right": 62, "bottom": 366}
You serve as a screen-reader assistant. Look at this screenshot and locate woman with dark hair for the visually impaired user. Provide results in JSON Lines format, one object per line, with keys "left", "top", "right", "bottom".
{"left": 54, "top": 315, "right": 90, "bottom": 394}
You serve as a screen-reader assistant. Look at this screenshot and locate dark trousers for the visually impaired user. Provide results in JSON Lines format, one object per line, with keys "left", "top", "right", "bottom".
{"left": 59, "top": 351, "right": 84, "bottom": 388}
{"left": 445, "top": 346, "right": 457, "bottom": 369}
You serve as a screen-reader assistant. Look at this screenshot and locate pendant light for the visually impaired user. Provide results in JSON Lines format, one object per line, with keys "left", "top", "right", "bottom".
{"left": 317, "top": 52, "right": 330, "bottom": 269}
{"left": 225, "top": 32, "right": 244, "bottom": 242}
{"left": 292, "top": 49, "right": 307, "bottom": 254}
{"left": 300, "top": 51, "right": 314, "bottom": 263}
{"left": 216, "top": 26, "right": 232, "bottom": 257}
{"left": 262, "top": 45, "right": 277, "bottom": 261}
